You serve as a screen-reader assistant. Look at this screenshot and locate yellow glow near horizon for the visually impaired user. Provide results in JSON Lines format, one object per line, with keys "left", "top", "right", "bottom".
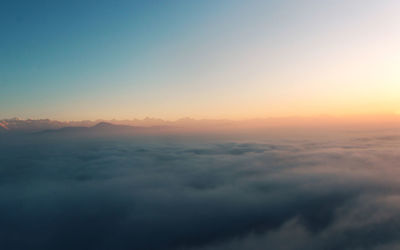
{"left": 1, "top": 1, "right": 400, "bottom": 121}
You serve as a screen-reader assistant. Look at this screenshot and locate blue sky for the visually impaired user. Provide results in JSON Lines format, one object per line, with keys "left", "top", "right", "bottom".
{"left": 1, "top": 0, "right": 399, "bottom": 120}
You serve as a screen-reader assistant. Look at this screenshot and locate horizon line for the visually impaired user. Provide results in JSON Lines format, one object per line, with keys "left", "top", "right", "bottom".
{"left": 2, "top": 113, "right": 400, "bottom": 123}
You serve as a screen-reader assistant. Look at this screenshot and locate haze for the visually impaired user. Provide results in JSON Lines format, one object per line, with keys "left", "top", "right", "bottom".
{"left": 1, "top": 1, "right": 400, "bottom": 250}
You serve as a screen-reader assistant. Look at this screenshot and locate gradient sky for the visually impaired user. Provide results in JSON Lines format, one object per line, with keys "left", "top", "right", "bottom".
{"left": 1, "top": 0, "right": 400, "bottom": 120}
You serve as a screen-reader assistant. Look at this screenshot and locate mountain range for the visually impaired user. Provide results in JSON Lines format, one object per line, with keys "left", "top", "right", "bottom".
{"left": 1, "top": 115, "right": 400, "bottom": 134}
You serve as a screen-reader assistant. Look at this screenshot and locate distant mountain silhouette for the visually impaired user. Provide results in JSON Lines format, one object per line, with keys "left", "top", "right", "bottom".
{"left": 1, "top": 116, "right": 400, "bottom": 135}
{"left": 38, "top": 122, "right": 168, "bottom": 136}
{"left": 92, "top": 122, "right": 114, "bottom": 129}
{"left": 0, "top": 118, "right": 174, "bottom": 133}
{"left": 91, "top": 122, "right": 140, "bottom": 131}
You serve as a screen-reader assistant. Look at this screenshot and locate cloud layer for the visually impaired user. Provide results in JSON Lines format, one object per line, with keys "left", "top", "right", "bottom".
{"left": 0, "top": 131, "right": 399, "bottom": 250}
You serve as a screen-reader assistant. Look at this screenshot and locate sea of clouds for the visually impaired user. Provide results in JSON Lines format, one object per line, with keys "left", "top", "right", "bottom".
{"left": 0, "top": 130, "right": 400, "bottom": 250}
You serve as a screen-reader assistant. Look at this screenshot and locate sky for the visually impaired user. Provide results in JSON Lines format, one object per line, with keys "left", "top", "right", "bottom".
{"left": 1, "top": 0, "right": 400, "bottom": 121}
